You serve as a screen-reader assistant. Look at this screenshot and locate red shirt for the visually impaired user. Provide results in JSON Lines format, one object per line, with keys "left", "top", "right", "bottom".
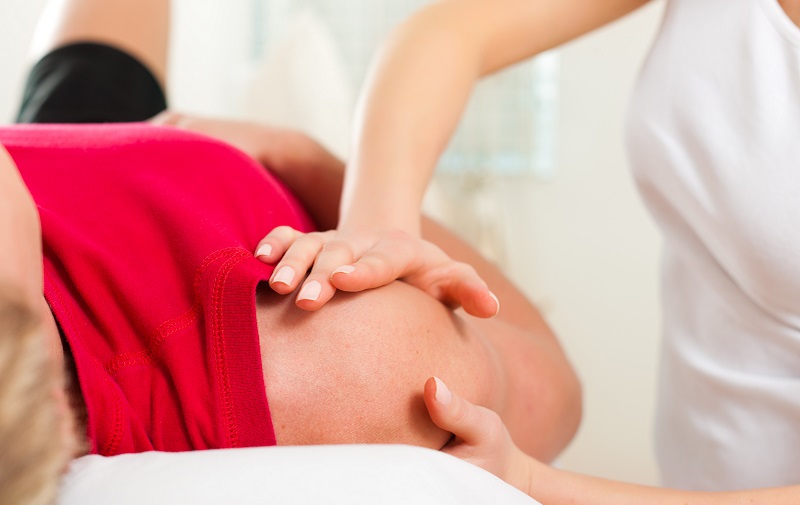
{"left": 2, "top": 124, "right": 313, "bottom": 455}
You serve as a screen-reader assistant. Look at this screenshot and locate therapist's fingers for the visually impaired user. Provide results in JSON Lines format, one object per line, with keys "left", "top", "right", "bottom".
{"left": 328, "top": 230, "right": 421, "bottom": 291}
{"left": 267, "top": 230, "right": 336, "bottom": 295}
{"left": 258, "top": 227, "right": 500, "bottom": 316}
{"left": 294, "top": 229, "right": 422, "bottom": 311}
{"left": 254, "top": 226, "right": 302, "bottom": 264}
{"left": 424, "top": 377, "right": 504, "bottom": 449}
{"left": 292, "top": 236, "right": 359, "bottom": 310}
{"left": 424, "top": 377, "right": 534, "bottom": 495}
{"left": 406, "top": 260, "right": 500, "bottom": 318}
{"left": 329, "top": 235, "right": 499, "bottom": 318}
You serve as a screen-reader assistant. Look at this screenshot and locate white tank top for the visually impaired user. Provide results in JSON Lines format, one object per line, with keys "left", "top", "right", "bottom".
{"left": 627, "top": 0, "right": 800, "bottom": 490}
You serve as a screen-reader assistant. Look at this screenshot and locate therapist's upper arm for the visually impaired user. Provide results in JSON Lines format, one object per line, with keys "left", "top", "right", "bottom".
{"left": 421, "top": 0, "right": 652, "bottom": 77}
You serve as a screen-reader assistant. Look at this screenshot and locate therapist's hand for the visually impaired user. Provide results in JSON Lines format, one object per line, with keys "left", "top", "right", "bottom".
{"left": 155, "top": 112, "right": 498, "bottom": 318}
{"left": 423, "top": 376, "right": 534, "bottom": 497}
{"left": 255, "top": 226, "right": 500, "bottom": 318}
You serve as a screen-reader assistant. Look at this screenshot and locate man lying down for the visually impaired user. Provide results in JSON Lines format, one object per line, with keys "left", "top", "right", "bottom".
{"left": 1, "top": 118, "right": 581, "bottom": 502}
{"left": 0, "top": 1, "right": 580, "bottom": 504}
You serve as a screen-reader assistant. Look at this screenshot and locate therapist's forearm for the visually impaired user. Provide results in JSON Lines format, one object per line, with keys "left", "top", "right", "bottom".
{"left": 340, "top": 0, "right": 651, "bottom": 234}
{"left": 341, "top": 2, "right": 481, "bottom": 235}
{"left": 529, "top": 461, "right": 800, "bottom": 505}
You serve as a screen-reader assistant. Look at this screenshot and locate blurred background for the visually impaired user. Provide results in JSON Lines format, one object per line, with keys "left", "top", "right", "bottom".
{"left": 1, "top": 0, "right": 665, "bottom": 486}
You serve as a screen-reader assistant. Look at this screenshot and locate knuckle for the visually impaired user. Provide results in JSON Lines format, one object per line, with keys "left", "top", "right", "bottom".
{"left": 450, "top": 260, "right": 476, "bottom": 275}
{"left": 450, "top": 397, "right": 471, "bottom": 426}
{"left": 268, "top": 225, "right": 297, "bottom": 240}
{"left": 297, "top": 232, "right": 325, "bottom": 246}
{"left": 391, "top": 239, "right": 418, "bottom": 261}
{"left": 362, "top": 250, "right": 401, "bottom": 279}
{"left": 485, "top": 409, "right": 504, "bottom": 433}
{"left": 320, "top": 238, "right": 354, "bottom": 256}
{"left": 442, "top": 261, "right": 482, "bottom": 284}
{"left": 383, "top": 229, "right": 414, "bottom": 242}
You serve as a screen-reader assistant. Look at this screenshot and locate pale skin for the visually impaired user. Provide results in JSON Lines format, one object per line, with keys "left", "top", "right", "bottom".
{"left": 0, "top": 146, "right": 43, "bottom": 310}
{"left": 0, "top": 146, "right": 65, "bottom": 390}
{"left": 424, "top": 376, "right": 800, "bottom": 504}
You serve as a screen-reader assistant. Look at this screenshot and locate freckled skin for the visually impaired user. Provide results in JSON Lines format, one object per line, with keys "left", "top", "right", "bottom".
{"left": 257, "top": 281, "right": 495, "bottom": 448}
{"left": 257, "top": 279, "right": 581, "bottom": 461}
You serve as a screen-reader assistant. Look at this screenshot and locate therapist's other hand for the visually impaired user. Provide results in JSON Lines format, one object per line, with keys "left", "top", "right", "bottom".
{"left": 255, "top": 227, "right": 500, "bottom": 318}
{"left": 423, "top": 376, "right": 533, "bottom": 496}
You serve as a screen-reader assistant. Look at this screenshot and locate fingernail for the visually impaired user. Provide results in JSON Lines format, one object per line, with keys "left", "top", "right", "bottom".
{"left": 273, "top": 266, "right": 295, "bottom": 285}
{"left": 255, "top": 244, "right": 272, "bottom": 258}
{"left": 489, "top": 291, "right": 500, "bottom": 317}
{"left": 297, "top": 281, "right": 322, "bottom": 302}
{"left": 332, "top": 265, "right": 356, "bottom": 276}
{"left": 434, "top": 377, "right": 452, "bottom": 406}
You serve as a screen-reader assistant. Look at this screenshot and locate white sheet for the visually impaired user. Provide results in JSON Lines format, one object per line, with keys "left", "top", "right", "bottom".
{"left": 59, "top": 444, "right": 539, "bottom": 505}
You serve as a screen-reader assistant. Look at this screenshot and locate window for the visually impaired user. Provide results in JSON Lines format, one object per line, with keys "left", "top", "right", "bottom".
{"left": 250, "top": 0, "right": 559, "bottom": 179}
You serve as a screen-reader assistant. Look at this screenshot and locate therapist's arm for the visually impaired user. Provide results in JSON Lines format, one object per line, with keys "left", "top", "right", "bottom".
{"left": 424, "top": 377, "right": 800, "bottom": 505}
{"left": 342, "top": 0, "right": 651, "bottom": 232}
{"left": 266, "top": 0, "right": 651, "bottom": 311}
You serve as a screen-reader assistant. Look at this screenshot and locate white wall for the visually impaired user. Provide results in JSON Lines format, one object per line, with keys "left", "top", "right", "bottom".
{"left": 427, "top": 2, "right": 665, "bottom": 486}
{"left": 0, "top": 0, "right": 666, "bottom": 487}
{"left": 527, "top": 3, "right": 665, "bottom": 484}
{"left": 0, "top": 0, "right": 48, "bottom": 123}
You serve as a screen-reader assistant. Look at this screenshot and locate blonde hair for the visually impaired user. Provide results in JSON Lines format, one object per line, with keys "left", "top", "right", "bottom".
{"left": 0, "top": 291, "right": 74, "bottom": 505}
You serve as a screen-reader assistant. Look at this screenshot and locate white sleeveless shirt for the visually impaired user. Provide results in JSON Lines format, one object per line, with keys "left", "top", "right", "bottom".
{"left": 627, "top": 0, "right": 800, "bottom": 490}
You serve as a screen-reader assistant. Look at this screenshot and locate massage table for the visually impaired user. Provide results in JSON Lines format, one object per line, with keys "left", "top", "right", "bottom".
{"left": 59, "top": 444, "right": 539, "bottom": 504}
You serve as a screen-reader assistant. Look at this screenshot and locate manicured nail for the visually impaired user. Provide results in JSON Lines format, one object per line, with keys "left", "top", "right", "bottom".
{"left": 434, "top": 377, "right": 452, "bottom": 406}
{"left": 255, "top": 244, "right": 272, "bottom": 258}
{"left": 332, "top": 265, "right": 356, "bottom": 277}
{"left": 489, "top": 291, "right": 500, "bottom": 317}
{"left": 297, "top": 281, "right": 322, "bottom": 302}
{"left": 272, "top": 266, "right": 295, "bottom": 285}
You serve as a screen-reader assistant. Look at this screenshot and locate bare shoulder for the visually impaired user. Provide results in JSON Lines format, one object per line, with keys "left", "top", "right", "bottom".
{"left": 256, "top": 280, "right": 580, "bottom": 461}
{"left": 256, "top": 281, "right": 500, "bottom": 449}
{"left": 466, "top": 313, "right": 582, "bottom": 461}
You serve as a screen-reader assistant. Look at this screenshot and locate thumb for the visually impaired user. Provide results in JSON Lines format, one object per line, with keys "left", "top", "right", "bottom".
{"left": 423, "top": 377, "right": 500, "bottom": 446}
{"left": 438, "top": 277, "right": 500, "bottom": 319}
{"left": 409, "top": 263, "right": 500, "bottom": 319}
{"left": 424, "top": 377, "right": 534, "bottom": 496}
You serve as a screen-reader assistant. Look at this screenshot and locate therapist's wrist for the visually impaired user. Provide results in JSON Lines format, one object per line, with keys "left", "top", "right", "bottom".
{"left": 338, "top": 212, "right": 422, "bottom": 238}
{"left": 340, "top": 159, "right": 430, "bottom": 235}
{"left": 339, "top": 193, "right": 423, "bottom": 236}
